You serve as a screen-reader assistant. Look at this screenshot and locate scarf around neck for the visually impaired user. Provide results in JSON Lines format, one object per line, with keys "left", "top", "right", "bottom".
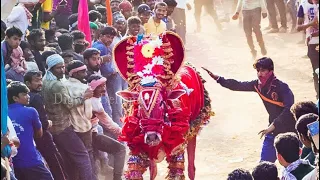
{"left": 258, "top": 71, "right": 276, "bottom": 90}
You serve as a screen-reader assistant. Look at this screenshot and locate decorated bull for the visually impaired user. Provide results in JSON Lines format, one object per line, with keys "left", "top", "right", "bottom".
{"left": 113, "top": 32, "right": 214, "bottom": 180}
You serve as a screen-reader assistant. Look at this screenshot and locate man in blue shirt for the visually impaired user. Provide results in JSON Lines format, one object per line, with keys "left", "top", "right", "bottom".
{"left": 92, "top": 26, "right": 126, "bottom": 127}
{"left": 7, "top": 81, "right": 53, "bottom": 180}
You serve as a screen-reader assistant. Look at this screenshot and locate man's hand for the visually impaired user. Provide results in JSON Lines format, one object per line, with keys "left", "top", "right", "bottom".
{"left": 262, "top": 13, "right": 268, "bottom": 19}
{"left": 83, "top": 88, "right": 94, "bottom": 100}
{"left": 48, "top": 120, "right": 53, "bottom": 129}
{"left": 258, "top": 124, "right": 275, "bottom": 139}
{"left": 232, "top": 13, "right": 239, "bottom": 20}
{"left": 102, "top": 55, "right": 112, "bottom": 63}
{"left": 186, "top": 3, "right": 192, "bottom": 10}
{"left": 11, "top": 137, "right": 20, "bottom": 148}
{"left": 201, "top": 67, "right": 220, "bottom": 80}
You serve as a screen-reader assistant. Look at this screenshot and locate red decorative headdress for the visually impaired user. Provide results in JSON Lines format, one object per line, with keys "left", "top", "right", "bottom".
{"left": 113, "top": 32, "right": 185, "bottom": 89}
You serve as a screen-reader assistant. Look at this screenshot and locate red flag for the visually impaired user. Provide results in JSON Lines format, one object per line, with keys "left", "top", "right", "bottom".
{"left": 78, "top": 0, "right": 92, "bottom": 47}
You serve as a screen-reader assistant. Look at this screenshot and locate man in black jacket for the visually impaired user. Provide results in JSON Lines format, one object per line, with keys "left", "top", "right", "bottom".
{"left": 203, "top": 57, "right": 296, "bottom": 163}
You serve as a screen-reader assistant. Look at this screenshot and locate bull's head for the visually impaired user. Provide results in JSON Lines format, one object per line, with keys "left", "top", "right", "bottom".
{"left": 117, "top": 88, "right": 186, "bottom": 146}
{"left": 113, "top": 32, "right": 185, "bottom": 147}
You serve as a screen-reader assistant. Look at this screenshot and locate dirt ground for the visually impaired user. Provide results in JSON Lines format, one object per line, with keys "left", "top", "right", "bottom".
{"left": 104, "top": 7, "right": 317, "bottom": 180}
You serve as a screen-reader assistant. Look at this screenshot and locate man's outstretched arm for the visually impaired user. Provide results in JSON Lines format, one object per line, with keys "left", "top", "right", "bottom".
{"left": 202, "top": 67, "right": 257, "bottom": 92}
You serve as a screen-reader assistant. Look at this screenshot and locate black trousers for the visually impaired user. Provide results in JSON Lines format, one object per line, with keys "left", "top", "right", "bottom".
{"left": 35, "top": 130, "right": 68, "bottom": 180}
{"left": 308, "top": 44, "right": 319, "bottom": 99}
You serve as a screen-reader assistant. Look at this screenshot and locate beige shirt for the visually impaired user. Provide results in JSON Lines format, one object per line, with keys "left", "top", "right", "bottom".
{"left": 64, "top": 78, "right": 92, "bottom": 133}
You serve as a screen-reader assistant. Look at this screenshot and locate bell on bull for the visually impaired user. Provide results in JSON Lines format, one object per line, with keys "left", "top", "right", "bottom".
{"left": 113, "top": 32, "right": 214, "bottom": 180}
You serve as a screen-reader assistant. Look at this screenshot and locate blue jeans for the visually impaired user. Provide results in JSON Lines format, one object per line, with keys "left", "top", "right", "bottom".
{"left": 14, "top": 163, "right": 53, "bottom": 180}
{"left": 260, "top": 134, "right": 277, "bottom": 163}
{"left": 101, "top": 93, "right": 113, "bottom": 119}
{"left": 106, "top": 73, "right": 128, "bottom": 127}
{"left": 53, "top": 126, "right": 93, "bottom": 180}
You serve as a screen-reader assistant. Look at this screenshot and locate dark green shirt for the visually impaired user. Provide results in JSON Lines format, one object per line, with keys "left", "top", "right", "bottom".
{"left": 301, "top": 147, "right": 316, "bottom": 165}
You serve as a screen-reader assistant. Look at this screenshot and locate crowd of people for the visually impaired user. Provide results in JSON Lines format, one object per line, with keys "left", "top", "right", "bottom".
{"left": 0, "top": 0, "right": 319, "bottom": 179}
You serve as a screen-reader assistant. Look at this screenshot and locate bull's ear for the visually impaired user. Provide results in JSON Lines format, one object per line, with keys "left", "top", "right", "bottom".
{"left": 168, "top": 90, "right": 186, "bottom": 100}
{"left": 116, "top": 91, "right": 139, "bottom": 102}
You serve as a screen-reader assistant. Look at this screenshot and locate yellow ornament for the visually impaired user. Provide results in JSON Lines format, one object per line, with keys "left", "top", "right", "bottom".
{"left": 141, "top": 44, "right": 155, "bottom": 58}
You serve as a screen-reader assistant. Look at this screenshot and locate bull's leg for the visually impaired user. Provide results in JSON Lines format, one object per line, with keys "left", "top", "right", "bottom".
{"left": 187, "top": 136, "right": 197, "bottom": 180}
{"left": 166, "top": 153, "right": 186, "bottom": 180}
{"left": 125, "top": 154, "right": 150, "bottom": 180}
{"left": 149, "top": 160, "right": 157, "bottom": 180}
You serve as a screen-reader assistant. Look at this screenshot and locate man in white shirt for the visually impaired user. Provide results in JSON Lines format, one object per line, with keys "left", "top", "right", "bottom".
{"left": 297, "top": 0, "right": 319, "bottom": 99}
{"left": 6, "top": 3, "right": 36, "bottom": 40}
{"left": 232, "top": 0, "right": 268, "bottom": 59}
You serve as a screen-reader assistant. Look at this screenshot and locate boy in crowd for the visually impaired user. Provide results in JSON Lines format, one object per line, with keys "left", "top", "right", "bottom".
{"left": 296, "top": 113, "right": 319, "bottom": 165}
{"left": 7, "top": 81, "right": 53, "bottom": 180}
{"left": 126, "top": 16, "right": 143, "bottom": 37}
{"left": 144, "top": 2, "right": 167, "bottom": 35}
{"left": 252, "top": 162, "right": 280, "bottom": 180}
{"left": 275, "top": 133, "right": 315, "bottom": 180}
{"left": 232, "top": 0, "right": 268, "bottom": 59}
{"left": 1, "top": 26, "right": 23, "bottom": 65}
{"left": 24, "top": 71, "right": 67, "bottom": 180}
{"left": 227, "top": 169, "right": 253, "bottom": 180}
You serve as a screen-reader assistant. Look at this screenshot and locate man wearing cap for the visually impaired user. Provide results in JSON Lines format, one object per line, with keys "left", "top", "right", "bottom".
{"left": 203, "top": 57, "right": 296, "bottom": 163}
{"left": 113, "top": 15, "right": 127, "bottom": 38}
{"left": 42, "top": 54, "right": 94, "bottom": 180}
{"left": 138, "top": 4, "right": 152, "bottom": 25}
{"left": 119, "top": 0, "right": 134, "bottom": 19}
